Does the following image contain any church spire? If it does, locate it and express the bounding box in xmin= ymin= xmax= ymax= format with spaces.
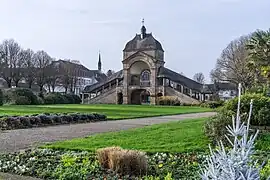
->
xmin=98 ymin=51 xmax=102 ymax=71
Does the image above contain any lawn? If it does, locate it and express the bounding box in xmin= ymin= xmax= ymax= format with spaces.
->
xmin=0 ymin=104 xmax=211 ymax=119
xmin=45 ymin=118 xmax=210 ymax=153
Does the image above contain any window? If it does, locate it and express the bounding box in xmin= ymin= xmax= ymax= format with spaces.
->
xmin=140 ymin=70 xmax=150 ymax=86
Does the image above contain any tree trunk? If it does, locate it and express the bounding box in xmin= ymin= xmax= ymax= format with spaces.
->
xmin=28 ymin=82 xmax=32 ymax=89
xmin=39 ymin=85 xmax=43 ymax=92
xmin=15 ymin=80 xmax=19 ymax=87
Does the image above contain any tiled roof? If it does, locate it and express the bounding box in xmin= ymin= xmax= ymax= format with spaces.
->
xmin=123 ymin=33 xmax=164 ymax=52
xmin=83 ymin=70 xmax=123 ymax=93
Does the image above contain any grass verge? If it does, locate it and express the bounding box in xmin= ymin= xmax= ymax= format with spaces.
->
xmin=0 ymin=104 xmax=211 ymax=119
xmin=45 ymin=118 xmax=210 ymax=153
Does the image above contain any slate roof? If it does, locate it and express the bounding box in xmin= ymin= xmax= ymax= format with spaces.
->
xmin=83 ymin=67 xmax=236 ymax=94
xmin=124 ymin=33 xmax=164 ymax=52
xmin=83 ymin=70 xmax=123 ymax=93
xmin=157 ymin=67 xmax=203 ymax=91
xmin=51 ymin=60 xmax=107 ymax=82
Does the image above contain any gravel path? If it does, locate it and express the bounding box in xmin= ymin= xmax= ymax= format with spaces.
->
xmin=0 ymin=112 xmax=215 ymax=153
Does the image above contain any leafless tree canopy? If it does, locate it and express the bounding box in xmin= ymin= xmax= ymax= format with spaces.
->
xmin=0 ymin=39 xmax=21 ymax=88
xmin=210 ymin=35 xmax=254 ymax=89
xmin=193 ymin=72 xmax=205 ymax=84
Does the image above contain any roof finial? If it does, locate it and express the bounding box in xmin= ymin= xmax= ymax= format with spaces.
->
xmin=141 ymin=18 xmax=146 ymax=39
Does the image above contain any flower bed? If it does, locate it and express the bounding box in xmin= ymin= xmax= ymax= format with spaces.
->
xmin=0 ymin=113 xmax=107 ymax=130
xmin=0 ymin=149 xmax=268 ymax=179
xmin=0 ymin=149 xmax=207 ymax=180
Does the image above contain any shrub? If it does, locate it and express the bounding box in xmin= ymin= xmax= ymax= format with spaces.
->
xmin=15 ymin=96 xmax=31 ymax=105
xmin=200 ymin=100 xmax=224 ymax=109
xmin=44 ymin=93 xmax=68 ymax=104
xmin=44 ymin=93 xmax=81 ymax=104
xmin=157 ymin=96 xmax=180 ymax=106
xmin=0 ymin=113 xmax=107 ymax=130
xmin=3 ymin=88 xmax=39 ymax=105
xmin=204 ymin=93 xmax=270 ymax=144
xmin=201 ymin=85 xmax=262 ymax=179
xmin=63 ymin=94 xmax=82 ymax=104
xmin=13 ymin=88 xmax=39 ymax=105
xmin=0 ymin=89 xmax=3 ymax=106
xmin=97 ymin=146 xmax=148 ymax=176
xmin=223 ymin=93 xmax=270 ymax=125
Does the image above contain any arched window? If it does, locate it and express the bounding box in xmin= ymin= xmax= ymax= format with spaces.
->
xmin=140 ymin=70 xmax=151 ymax=86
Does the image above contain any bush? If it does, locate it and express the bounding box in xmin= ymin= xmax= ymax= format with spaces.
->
xmin=3 ymin=88 xmax=39 ymax=105
xmin=223 ymin=93 xmax=270 ymax=126
xmin=0 ymin=89 xmax=3 ymax=106
xmin=13 ymin=88 xmax=39 ymax=105
xmin=204 ymin=93 xmax=270 ymax=144
xmin=15 ymin=96 xmax=31 ymax=105
xmin=200 ymin=100 xmax=224 ymax=109
xmin=44 ymin=93 xmax=81 ymax=104
xmin=0 ymin=113 xmax=107 ymax=130
xmin=157 ymin=96 xmax=180 ymax=106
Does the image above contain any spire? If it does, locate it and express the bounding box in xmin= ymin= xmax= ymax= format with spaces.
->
xmin=141 ymin=18 xmax=146 ymax=39
xmin=98 ymin=51 xmax=102 ymax=71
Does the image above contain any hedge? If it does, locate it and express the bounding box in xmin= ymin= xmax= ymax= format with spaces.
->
xmin=0 ymin=113 xmax=107 ymax=130
xmin=44 ymin=93 xmax=81 ymax=104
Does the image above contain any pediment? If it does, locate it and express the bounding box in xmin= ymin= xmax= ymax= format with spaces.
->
xmin=122 ymin=51 xmax=156 ymax=63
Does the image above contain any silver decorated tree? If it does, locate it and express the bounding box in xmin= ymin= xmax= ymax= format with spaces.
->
xmin=200 ymin=83 xmax=265 ymax=180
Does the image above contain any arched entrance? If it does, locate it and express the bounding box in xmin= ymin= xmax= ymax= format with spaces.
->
xmin=130 ymin=89 xmax=150 ymax=104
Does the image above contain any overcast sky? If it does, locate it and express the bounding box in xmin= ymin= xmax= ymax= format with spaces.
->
xmin=0 ymin=0 xmax=269 ymax=82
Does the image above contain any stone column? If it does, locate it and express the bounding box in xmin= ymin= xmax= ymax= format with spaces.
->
xmin=150 ymin=67 xmax=157 ymax=105
xmin=181 ymin=85 xmax=184 ymax=93
xmin=122 ymin=66 xmax=129 ymax=104
xmin=109 ymin=82 xmax=111 ymax=89
xmin=189 ymin=89 xmax=192 ymax=97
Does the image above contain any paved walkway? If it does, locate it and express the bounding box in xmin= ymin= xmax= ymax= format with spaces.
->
xmin=0 ymin=112 xmax=215 ymax=153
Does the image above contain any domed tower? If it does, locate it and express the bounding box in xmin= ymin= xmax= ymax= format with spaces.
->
xmin=121 ymin=19 xmax=165 ymax=105
xmin=123 ymin=19 xmax=164 ymax=62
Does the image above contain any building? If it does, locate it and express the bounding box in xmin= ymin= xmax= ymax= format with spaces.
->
xmin=46 ymin=57 xmax=107 ymax=96
xmin=73 ymin=23 xmax=237 ymax=104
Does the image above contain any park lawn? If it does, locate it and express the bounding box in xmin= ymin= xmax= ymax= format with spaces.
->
xmin=45 ymin=118 xmax=210 ymax=153
xmin=0 ymin=104 xmax=211 ymax=119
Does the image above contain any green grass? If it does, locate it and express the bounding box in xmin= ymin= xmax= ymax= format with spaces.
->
xmin=0 ymin=104 xmax=211 ymax=119
xmin=45 ymin=118 xmax=210 ymax=153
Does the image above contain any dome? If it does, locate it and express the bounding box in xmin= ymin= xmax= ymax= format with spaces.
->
xmin=123 ymin=25 xmax=164 ymax=52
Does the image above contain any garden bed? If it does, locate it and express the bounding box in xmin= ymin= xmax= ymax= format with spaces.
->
xmin=0 ymin=148 xmax=268 ymax=180
xmin=0 ymin=113 xmax=107 ymax=130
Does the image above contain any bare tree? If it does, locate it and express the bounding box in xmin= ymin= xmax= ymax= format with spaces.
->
xmin=44 ymin=59 xmax=61 ymax=93
xmin=23 ymin=49 xmax=37 ymax=88
xmin=193 ymin=72 xmax=205 ymax=84
xmin=34 ymin=50 xmax=52 ymax=92
xmin=210 ymin=35 xmax=254 ymax=90
xmin=0 ymin=39 xmax=21 ymax=88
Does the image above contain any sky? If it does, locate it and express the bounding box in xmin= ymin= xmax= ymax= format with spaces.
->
xmin=0 ymin=0 xmax=269 ymax=83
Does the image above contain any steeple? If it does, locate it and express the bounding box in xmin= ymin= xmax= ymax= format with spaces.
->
xmin=98 ymin=51 xmax=102 ymax=71
xmin=141 ymin=18 xmax=146 ymax=39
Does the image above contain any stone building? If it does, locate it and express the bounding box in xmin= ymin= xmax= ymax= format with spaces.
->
xmin=82 ymin=22 xmax=237 ymax=104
